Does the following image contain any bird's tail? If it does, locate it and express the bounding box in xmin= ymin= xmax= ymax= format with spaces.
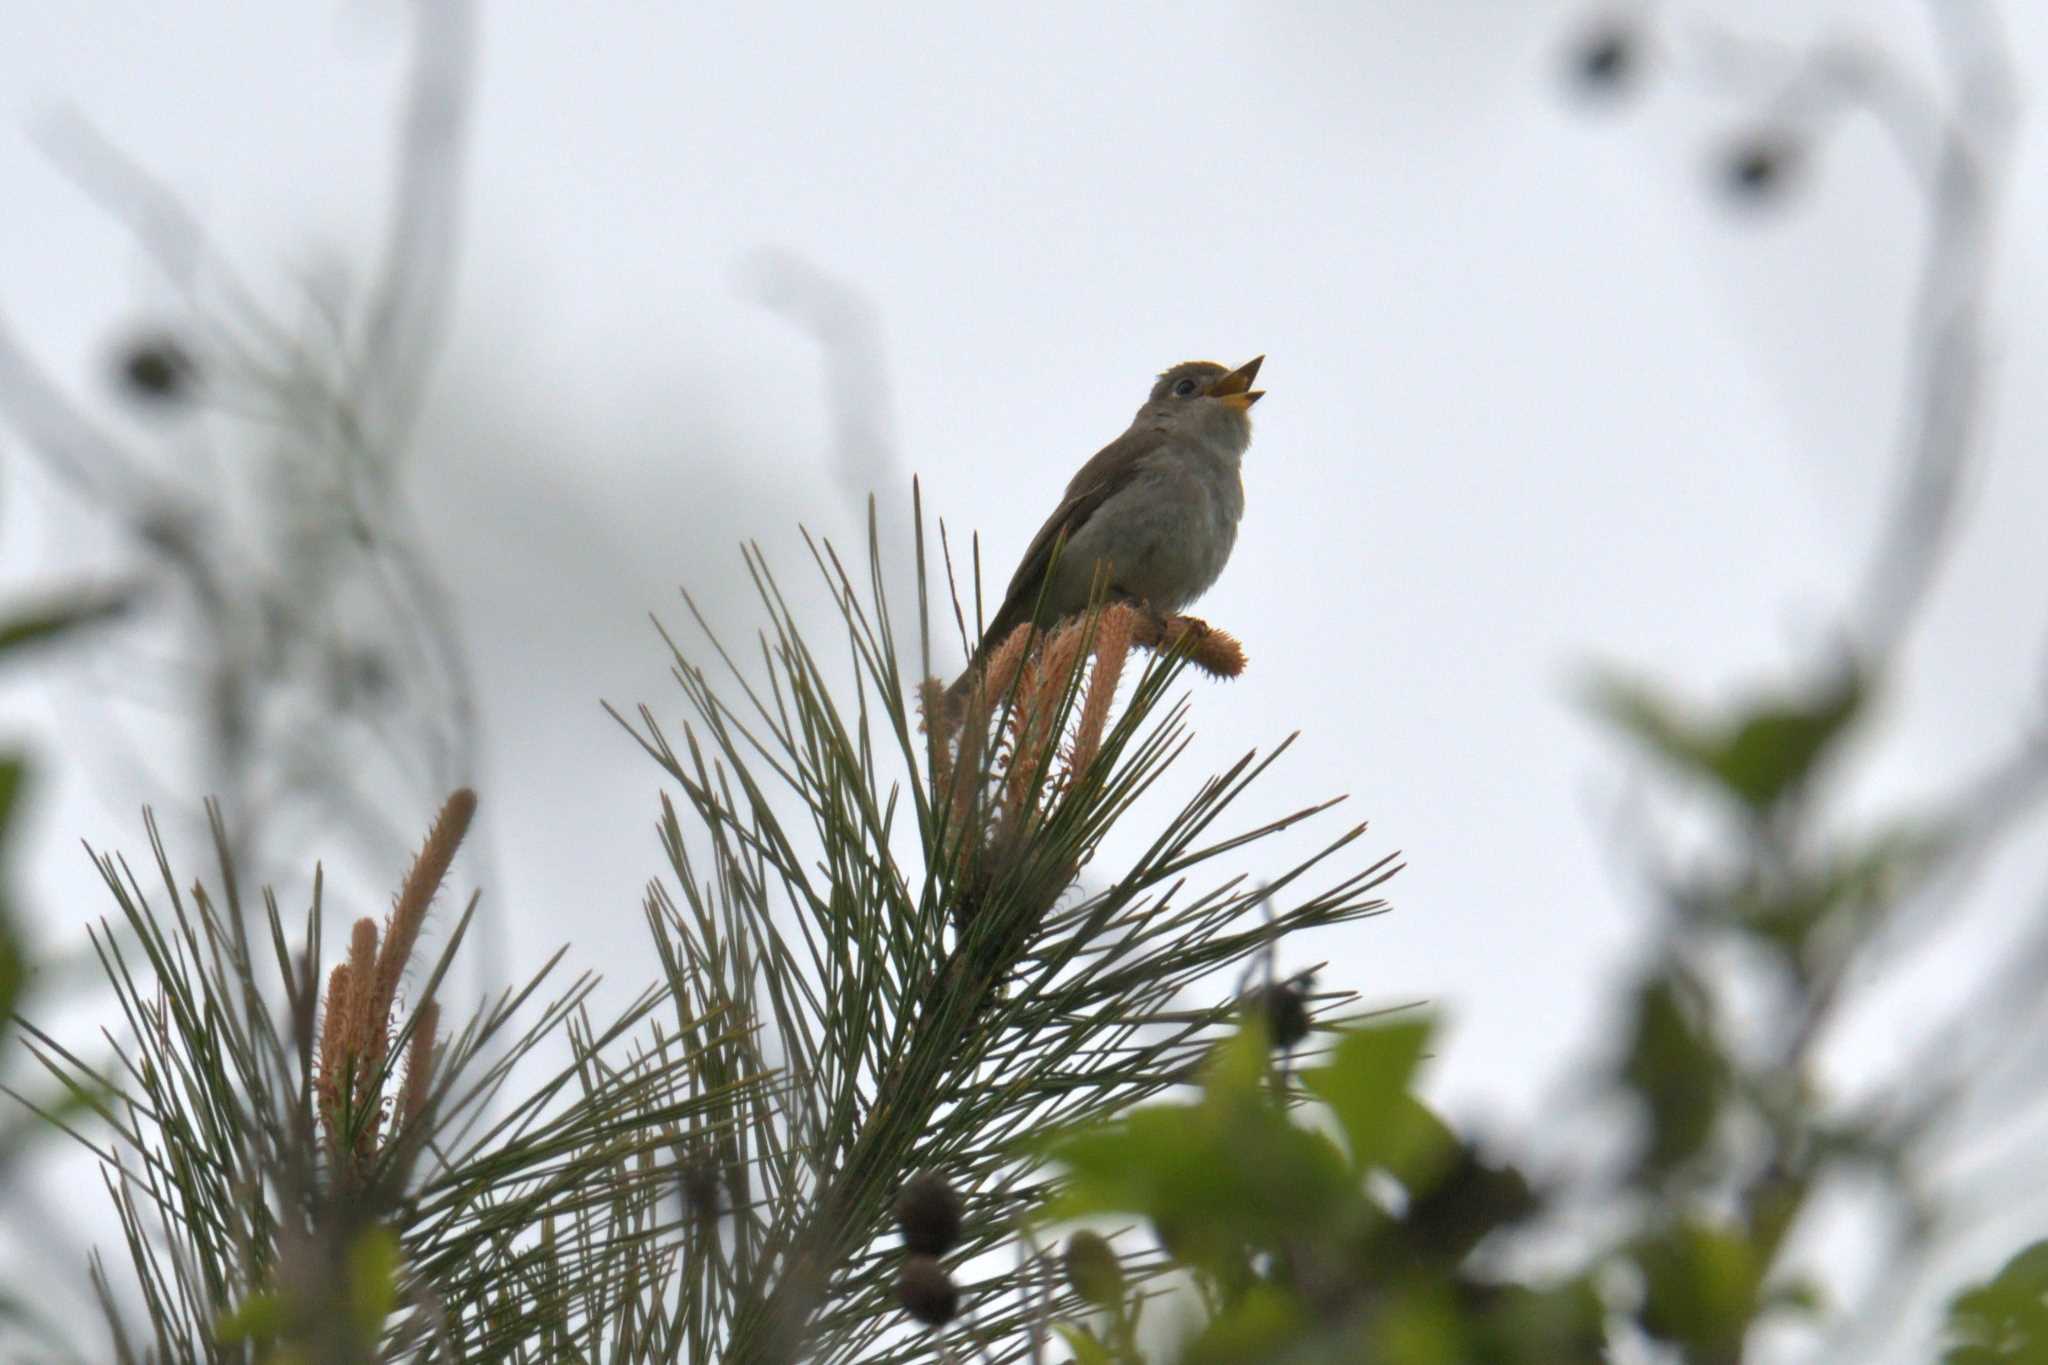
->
xmin=937 ymin=667 xmax=975 ymax=731
xmin=936 ymin=595 xmax=1029 ymax=731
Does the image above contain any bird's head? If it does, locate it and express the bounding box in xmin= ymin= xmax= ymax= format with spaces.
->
xmin=1138 ymin=356 xmax=1265 ymax=449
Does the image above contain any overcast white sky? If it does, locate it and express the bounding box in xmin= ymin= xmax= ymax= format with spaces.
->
xmin=2 ymin=2 xmax=2046 ymax=1359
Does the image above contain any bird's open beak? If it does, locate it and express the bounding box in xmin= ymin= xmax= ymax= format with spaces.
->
xmin=1210 ymin=355 xmax=1265 ymax=411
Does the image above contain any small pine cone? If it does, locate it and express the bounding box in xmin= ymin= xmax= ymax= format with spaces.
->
xmin=1256 ymin=976 xmax=1313 ymax=1050
xmin=894 ymin=1171 xmax=964 ymax=1256
xmin=679 ymin=1155 xmax=722 ymax=1221
xmin=1063 ymin=1230 xmax=1125 ymax=1308
xmin=896 ymin=1254 xmax=959 ymax=1326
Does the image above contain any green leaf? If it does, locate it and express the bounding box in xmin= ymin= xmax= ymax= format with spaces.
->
xmin=1203 ymin=1015 xmax=1278 ymax=1098
xmin=1037 ymin=1026 xmax=1365 ymax=1276
xmin=0 ymin=586 xmax=134 ymax=659
xmin=215 ymin=1291 xmax=286 ymax=1344
xmin=1584 ymin=665 xmax=1863 ymax=813
xmin=1946 ymin=1240 xmax=2048 ymax=1360
xmin=1619 ymin=976 xmax=1727 ymax=1177
xmin=1634 ymin=1219 xmax=1766 ymax=1356
xmin=1053 ymin=1322 xmax=1117 ymax=1365
xmin=1584 ymin=672 xmax=1719 ymax=773
xmin=348 ymin=1225 xmax=402 ymax=1334
xmin=1714 ymin=673 xmax=1862 ymax=810
xmin=1468 ymin=1278 xmax=1609 ymax=1362
xmin=1741 ymin=820 xmax=1952 ymax=956
xmin=1041 ymin=1104 xmax=1359 ymax=1276
xmin=1364 ymin=1282 xmax=1464 ymax=1365
xmin=1300 ymin=1017 xmax=1436 ymax=1177
xmin=1183 ymin=1282 xmax=1313 ymax=1365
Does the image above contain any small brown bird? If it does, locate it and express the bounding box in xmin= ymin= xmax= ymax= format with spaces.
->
xmin=948 ymin=355 xmax=1264 ymax=709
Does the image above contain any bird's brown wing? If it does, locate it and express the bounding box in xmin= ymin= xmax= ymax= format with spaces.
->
xmin=976 ymin=426 xmax=1164 ymax=660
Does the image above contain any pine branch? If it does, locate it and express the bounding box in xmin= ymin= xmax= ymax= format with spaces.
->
xmin=610 ymin=493 xmax=1400 ymax=1362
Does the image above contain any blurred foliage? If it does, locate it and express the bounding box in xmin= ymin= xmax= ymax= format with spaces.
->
xmin=0 ymin=759 xmax=21 ymax=1027
xmin=0 ymin=581 xmax=137 ymax=1347
xmin=0 ymin=589 xmax=132 ymax=1056
xmin=1584 ymin=664 xmax=1863 ymax=817
xmin=1947 ymin=1242 xmax=2048 ymax=1363
xmin=1033 ymin=1016 xmax=1587 ymax=1364
xmin=1014 ymin=638 xmax=2046 ymax=1363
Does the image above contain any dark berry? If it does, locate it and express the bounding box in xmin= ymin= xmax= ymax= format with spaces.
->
xmin=1722 ymin=132 xmax=1800 ymax=203
xmin=116 ymin=334 xmax=198 ymax=403
xmin=1573 ymin=22 xmax=1636 ymax=94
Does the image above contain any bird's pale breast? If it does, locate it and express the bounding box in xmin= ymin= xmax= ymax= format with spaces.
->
xmin=1049 ymin=439 xmax=1243 ymax=615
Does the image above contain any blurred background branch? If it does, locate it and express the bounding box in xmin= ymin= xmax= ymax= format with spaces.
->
xmin=0 ymin=1 xmax=485 ymax=899
xmin=0 ymin=1 xmax=492 ymax=1337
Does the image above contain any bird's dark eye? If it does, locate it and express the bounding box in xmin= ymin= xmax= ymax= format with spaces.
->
xmin=1171 ymin=378 xmax=1199 ymax=397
